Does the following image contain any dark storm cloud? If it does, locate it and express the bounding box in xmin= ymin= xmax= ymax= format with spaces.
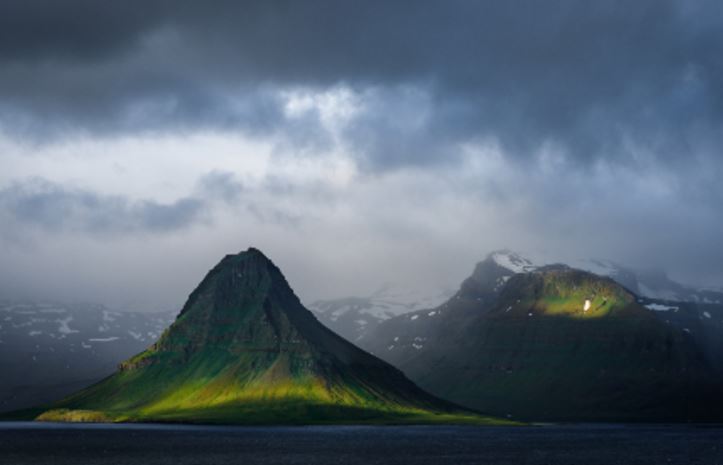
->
xmin=0 ymin=178 xmax=204 ymax=234
xmin=0 ymin=1 xmax=164 ymax=62
xmin=3 ymin=0 xmax=723 ymax=310
xmin=1 ymin=0 xmax=722 ymax=170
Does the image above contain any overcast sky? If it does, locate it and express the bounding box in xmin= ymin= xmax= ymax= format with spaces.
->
xmin=1 ymin=0 xmax=722 ymax=310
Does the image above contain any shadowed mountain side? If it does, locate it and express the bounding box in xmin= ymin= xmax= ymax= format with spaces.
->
xmin=28 ymin=249 xmax=505 ymax=425
xmin=361 ymin=261 xmax=723 ymax=422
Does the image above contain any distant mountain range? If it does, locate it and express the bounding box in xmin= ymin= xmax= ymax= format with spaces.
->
xmin=28 ymin=249 xmax=497 ymax=425
xmin=308 ymin=286 xmax=452 ymax=344
xmin=357 ymin=251 xmax=723 ymax=421
xmin=0 ymin=301 xmax=174 ymax=413
xmin=309 ymin=250 xmax=722 ymax=345
xmin=4 ymin=249 xmax=723 ymax=423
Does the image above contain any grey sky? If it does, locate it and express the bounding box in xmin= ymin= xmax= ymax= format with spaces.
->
xmin=0 ymin=0 xmax=721 ymax=310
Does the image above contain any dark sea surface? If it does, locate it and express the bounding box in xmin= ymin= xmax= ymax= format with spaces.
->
xmin=1 ymin=422 xmax=723 ymax=465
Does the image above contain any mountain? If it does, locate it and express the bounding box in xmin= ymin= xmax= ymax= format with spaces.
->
xmin=360 ymin=252 xmax=723 ymax=421
xmin=310 ymin=251 xmax=723 ymax=348
xmin=309 ymin=285 xmax=452 ymax=344
xmin=30 ymin=248 xmax=499 ymax=425
xmin=0 ymin=301 xmax=174 ymax=413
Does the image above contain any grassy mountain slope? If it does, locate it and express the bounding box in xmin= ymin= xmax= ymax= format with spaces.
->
xmin=32 ymin=249 xmax=503 ymax=425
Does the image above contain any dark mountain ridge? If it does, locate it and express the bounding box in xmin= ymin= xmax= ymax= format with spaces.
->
xmin=360 ymin=253 xmax=723 ymax=422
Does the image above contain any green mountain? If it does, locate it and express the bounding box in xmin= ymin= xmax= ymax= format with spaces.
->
xmin=361 ymin=257 xmax=723 ymax=422
xmin=33 ymin=248 xmax=500 ymax=425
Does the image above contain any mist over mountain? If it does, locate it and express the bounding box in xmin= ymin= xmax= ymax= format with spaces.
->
xmin=0 ymin=301 xmax=174 ymax=413
xmin=1 ymin=0 xmax=723 ymax=313
xmin=309 ymin=285 xmax=453 ymax=344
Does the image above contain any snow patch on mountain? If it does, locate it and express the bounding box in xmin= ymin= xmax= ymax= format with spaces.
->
xmin=309 ymin=284 xmax=453 ymax=342
xmin=645 ymin=303 xmax=679 ymax=312
xmin=39 ymin=308 xmax=66 ymax=314
xmin=57 ymin=316 xmax=79 ymax=336
xmin=491 ymin=251 xmax=536 ymax=273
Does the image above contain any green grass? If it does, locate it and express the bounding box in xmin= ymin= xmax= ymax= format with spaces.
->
xmin=36 ymin=409 xmax=112 ymax=423
xmin=35 ymin=401 xmax=512 ymax=426
xmin=536 ymin=271 xmax=631 ymax=317
xmin=33 ymin=347 xmax=512 ymax=426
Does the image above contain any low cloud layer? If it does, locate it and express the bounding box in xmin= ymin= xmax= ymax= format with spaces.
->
xmin=0 ymin=178 xmax=204 ymax=235
xmin=0 ymin=1 xmax=722 ymax=309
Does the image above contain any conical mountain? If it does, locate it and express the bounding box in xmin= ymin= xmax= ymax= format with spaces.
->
xmin=35 ymin=248 xmax=497 ymax=424
xmin=361 ymin=254 xmax=723 ymax=421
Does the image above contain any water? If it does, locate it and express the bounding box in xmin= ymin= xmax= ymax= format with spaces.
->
xmin=1 ymin=422 xmax=723 ymax=464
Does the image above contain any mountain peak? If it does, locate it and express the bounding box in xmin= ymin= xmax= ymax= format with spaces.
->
xmin=34 ymin=250 xmax=488 ymax=425
xmin=220 ymin=247 xmax=275 ymax=268
xmin=239 ymin=246 xmax=269 ymax=259
xmin=177 ymin=247 xmax=297 ymax=321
